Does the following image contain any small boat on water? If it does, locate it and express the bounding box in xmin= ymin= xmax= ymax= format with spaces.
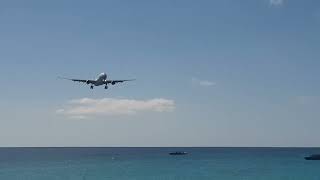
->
xmin=305 ymin=154 xmax=320 ymax=160
xmin=169 ymin=152 xmax=188 ymax=156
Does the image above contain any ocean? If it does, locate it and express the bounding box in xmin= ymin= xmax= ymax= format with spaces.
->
xmin=0 ymin=147 xmax=319 ymax=180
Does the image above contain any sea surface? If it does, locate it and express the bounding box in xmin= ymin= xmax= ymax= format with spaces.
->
xmin=0 ymin=147 xmax=319 ymax=180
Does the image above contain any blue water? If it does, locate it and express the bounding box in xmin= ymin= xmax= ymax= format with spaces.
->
xmin=0 ymin=148 xmax=319 ymax=180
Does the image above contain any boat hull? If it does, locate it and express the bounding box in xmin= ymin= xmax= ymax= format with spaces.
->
xmin=305 ymin=154 xmax=320 ymax=160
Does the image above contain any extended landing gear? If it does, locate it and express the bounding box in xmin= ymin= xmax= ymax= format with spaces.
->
xmin=105 ymin=85 xmax=108 ymax=89
xmin=90 ymin=85 xmax=94 ymax=89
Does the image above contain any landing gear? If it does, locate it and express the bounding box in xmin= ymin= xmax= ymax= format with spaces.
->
xmin=105 ymin=85 xmax=108 ymax=89
xmin=90 ymin=85 xmax=94 ymax=89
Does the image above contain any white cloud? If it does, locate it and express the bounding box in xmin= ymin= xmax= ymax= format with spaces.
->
xmin=269 ymin=0 xmax=284 ymax=6
xmin=57 ymin=98 xmax=175 ymax=119
xmin=192 ymin=78 xmax=216 ymax=87
xmin=199 ymin=80 xmax=216 ymax=87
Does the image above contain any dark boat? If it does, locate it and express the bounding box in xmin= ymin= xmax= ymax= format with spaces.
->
xmin=169 ymin=152 xmax=188 ymax=156
xmin=305 ymin=154 xmax=320 ymax=160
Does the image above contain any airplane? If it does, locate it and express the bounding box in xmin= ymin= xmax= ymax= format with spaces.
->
xmin=59 ymin=73 xmax=135 ymax=89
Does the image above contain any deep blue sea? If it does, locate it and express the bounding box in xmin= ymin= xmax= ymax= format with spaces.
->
xmin=0 ymin=148 xmax=319 ymax=180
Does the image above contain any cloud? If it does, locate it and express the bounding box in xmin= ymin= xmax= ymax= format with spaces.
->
xmin=192 ymin=78 xmax=216 ymax=87
xmin=199 ymin=80 xmax=216 ymax=87
xmin=57 ymin=98 xmax=175 ymax=119
xmin=269 ymin=0 xmax=284 ymax=6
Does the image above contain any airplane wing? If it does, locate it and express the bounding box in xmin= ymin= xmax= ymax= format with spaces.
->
xmin=58 ymin=77 xmax=95 ymax=84
xmin=105 ymin=79 xmax=135 ymax=84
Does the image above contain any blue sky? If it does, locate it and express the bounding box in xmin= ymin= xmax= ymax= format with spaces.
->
xmin=0 ymin=0 xmax=320 ymax=147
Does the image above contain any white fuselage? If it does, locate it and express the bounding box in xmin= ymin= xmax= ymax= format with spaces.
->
xmin=94 ymin=73 xmax=107 ymax=86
